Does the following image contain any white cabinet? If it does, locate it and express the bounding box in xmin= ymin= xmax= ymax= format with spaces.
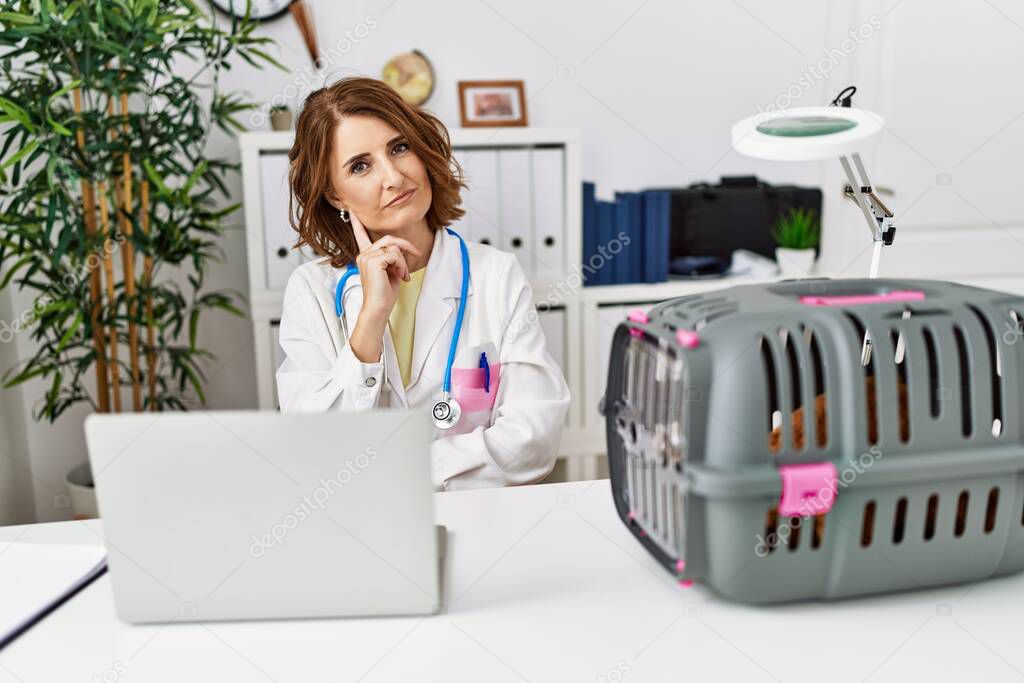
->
xmin=537 ymin=305 xmax=568 ymax=426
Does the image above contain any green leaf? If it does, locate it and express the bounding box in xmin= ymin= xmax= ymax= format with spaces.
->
xmin=245 ymin=47 xmax=287 ymax=71
xmin=1 ymin=139 xmax=40 ymax=170
xmin=46 ymin=79 xmax=82 ymax=109
xmin=47 ymin=117 xmax=72 ymax=136
xmin=3 ymin=364 xmax=49 ymax=389
xmin=47 ymin=370 xmax=63 ymax=412
xmin=0 ymin=254 xmax=34 ymax=289
xmin=182 ymin=159 xmax=207 ymax=195
xmin=0 ymin=97 xmax=35 ymax=133
xmin=188 ymin=308 xmax=199 ymax=350
xmin=33 ymin=299 xmax=75 ymax=318
xmin=142 ymin=158 xmax=171 ymax=197
xmin=55 ymin=312 xmax=83 ymax=353
xmin=0 ymin=11 xmax=36 ymax=25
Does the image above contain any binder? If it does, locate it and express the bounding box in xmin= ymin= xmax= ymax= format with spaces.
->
xmin=613 ymin=197 xmax=631 ymax=285
xmin=497 ymin=148 xmax=533 ymax=276
xmin=531 ymin=147 xmax=565 ymax=282
xmin=259 ymin=152 xmax=296 ymax=289
xmin=596 ymin=200 xmax=615 ymax=285
xmin=462 ymin=149 xmax=501 ymax=248
xmin=582 ymin=182 xmax=597 ymax=286
xmin=642 ymin=191 xmax=671 ymax=283
xmin=615 ymin=191 xmax=644 ymax=285
xmin=628 ymin=193 xmax=645 ymax=284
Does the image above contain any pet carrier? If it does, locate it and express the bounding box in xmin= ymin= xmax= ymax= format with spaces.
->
xmin=603 ymin=278 xmax=1024 ymax=603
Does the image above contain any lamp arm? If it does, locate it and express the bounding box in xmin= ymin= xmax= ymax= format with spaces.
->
xmin=839 ymin=153 xmax=896 ymax=278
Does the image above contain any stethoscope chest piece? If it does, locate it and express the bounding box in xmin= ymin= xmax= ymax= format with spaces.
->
xmin=432 ymin=396 xmax=462 ymax=430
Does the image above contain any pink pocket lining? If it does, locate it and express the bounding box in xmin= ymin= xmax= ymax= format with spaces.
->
xmin=452 ymin=364 xmax=502 ymax=412
xmin=452 ymin=363 xmax=502 ymax=390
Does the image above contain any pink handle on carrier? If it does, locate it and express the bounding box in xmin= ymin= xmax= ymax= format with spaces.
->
xmin=799 ymin=290 xmax=925 ymax=306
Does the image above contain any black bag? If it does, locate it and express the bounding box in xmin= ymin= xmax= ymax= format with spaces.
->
xmin=653 ymin=176 xmax=823 ymax=265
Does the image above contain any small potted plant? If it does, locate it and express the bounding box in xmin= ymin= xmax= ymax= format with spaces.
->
xmin=270 ymin=104 xmax=293 ymax=131
xmin=773 ymin=207 xmax=820 ymax=278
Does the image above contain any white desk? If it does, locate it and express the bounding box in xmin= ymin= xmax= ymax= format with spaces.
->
xmin=1 ymin=481 xmax=1022 ymax=682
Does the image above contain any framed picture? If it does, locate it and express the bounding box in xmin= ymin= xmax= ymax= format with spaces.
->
xmin=457 ymin=80 xmax=528 ymax=128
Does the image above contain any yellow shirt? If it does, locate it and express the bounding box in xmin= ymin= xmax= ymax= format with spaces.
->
xmin=388 ymin=267 xmax=427 ymax=388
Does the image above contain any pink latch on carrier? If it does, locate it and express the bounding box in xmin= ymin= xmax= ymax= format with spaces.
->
xmin=777 ymin=462 xmax=839 ymax=516
xmin=675 ymin=329 xmax=700 ymax=348
xmin=627 ymin=308 xmax=648 ymax=338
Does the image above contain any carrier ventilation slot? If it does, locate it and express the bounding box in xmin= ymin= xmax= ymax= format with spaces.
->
xmin=892 ymin=497 xmax=908 ymax=544
xmin=760 ymin=336 xmax=782 ymax=453
xmin=695 ymin=307 xmax=737 ymax=330
xmin=860 ymin=501 xmax=876 ymax=547
xmin=985 ymin=487 xmax=999 ymax=534
xmin=808 ymin=330 xmax=828 ymax=448
xmin=788 ymin=517 xmax=801 ymax=552
xmin=758 ymin=511 xmax=825 ymax=556
xmin=890 ymin=329 xmax=910 ymax=443
xmin=780 ymin=328 xmax=804 ymax=449
xmin=811 ymin=515 xmax=825 ymax=549
xmin=687 ymin=296 xmax=725 ymax=309
xmin=922 ymin=328 xmax=941 ymax=418
xmin=924 ymin=494 xmax=938 ymax=540
xmin=966 ymin=305 xmax=1003 ymax=437
xmin=764 ymin=506 xmax=779 ymax=554
xmin=695 ymin=301 xmax=737 ymax=316
xmin=884 ymin=307 xmax=949 ymax=319
xmin=859 ymin=495 xmax=980 ymax=548
xmin=845 ymin=313 xmax=878 ymax=445
xmin=955 ymin=491 xmax=969 ymax=537
xmin=953 ymin=326 xmax=972 ymax=437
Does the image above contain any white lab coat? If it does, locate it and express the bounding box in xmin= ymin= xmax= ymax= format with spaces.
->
xmin=276 ymin=228 xmax=571 ymax=490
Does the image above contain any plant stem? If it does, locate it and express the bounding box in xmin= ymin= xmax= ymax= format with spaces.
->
xmin=140 ymin=179 xmax=157 ymax=411
xmin=72 ymin=87 xmax=111 ymax=414
xmin=118 ymin=83 xmax=143 ymax=412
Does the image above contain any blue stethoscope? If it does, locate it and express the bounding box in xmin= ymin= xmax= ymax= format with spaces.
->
xmin=334 ymin=227 xmax=470 ymax=430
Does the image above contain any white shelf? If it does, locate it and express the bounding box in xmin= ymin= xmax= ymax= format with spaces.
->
xmin=580 ymin=273 xmax=787 ymax=306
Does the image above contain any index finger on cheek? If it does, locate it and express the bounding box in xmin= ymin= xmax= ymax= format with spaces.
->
xmin=349 ymin=212 xmax=373 ymax=252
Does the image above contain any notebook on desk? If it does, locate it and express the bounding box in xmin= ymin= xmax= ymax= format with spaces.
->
xmin=0 ymin=542 xmax=107 ymax=650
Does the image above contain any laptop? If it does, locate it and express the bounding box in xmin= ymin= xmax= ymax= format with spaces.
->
xmin=84 ymin=409 xmax=443 ymax=624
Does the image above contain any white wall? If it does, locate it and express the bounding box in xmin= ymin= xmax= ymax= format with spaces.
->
xmin=2 ymin=0 xmax=1021 ymax=523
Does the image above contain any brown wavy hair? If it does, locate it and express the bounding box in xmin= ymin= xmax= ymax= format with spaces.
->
xmin=287 ymin=77 xmax=465 ymax=268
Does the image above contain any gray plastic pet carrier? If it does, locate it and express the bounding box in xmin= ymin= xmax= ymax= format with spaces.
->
xmin=604 ymin=278 xmax=1024 ymax=603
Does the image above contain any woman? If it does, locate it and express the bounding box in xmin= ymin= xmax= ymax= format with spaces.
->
xmin=276 ymin=77 xmax=570 ymax=491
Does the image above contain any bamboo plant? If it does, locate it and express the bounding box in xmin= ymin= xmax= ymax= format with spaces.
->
xmin=0 ymin=0 xmax=283 ymax=420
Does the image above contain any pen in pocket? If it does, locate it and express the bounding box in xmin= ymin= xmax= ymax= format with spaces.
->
xmin=479 ymin=352 xmax=490 ymax=393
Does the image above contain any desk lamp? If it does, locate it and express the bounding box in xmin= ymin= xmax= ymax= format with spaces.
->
xmin=731 ymin=86 xmax=895 ymax=279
